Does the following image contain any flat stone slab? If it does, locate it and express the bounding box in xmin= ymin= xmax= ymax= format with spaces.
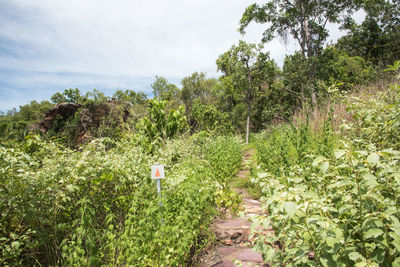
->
xmin=216 ymin=218 xmax=252 ymax=230
xmin=218 ymin=247 xmax=240 ymax=255
xmin=236 ymin=249 xmax=263 ymax=263
xmin=212 ymin=260 xmax=236 ymax=267
xmin=242 ymin=198 xmax=261 ymax=206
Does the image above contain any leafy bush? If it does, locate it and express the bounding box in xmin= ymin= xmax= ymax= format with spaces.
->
xmin=0 ymin=131 xmax=243 ymax=266
xmin=254 ymin=120 xmax=335 ymax=176
xmin=344 ymin=84 xmax=400 ymax=150
xmin=252 ymin=146 xmax=400 ymax=266
xmin=251 ymin=82 xmax=400 ymax=265
xmin=202 ymin=135 xmax=242 ymax=183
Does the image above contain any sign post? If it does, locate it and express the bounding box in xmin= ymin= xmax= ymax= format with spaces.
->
xmin=151 ymin=163 xmax=165 ymax=204
xmin=151 ymin=163 xmax=165 ymax=223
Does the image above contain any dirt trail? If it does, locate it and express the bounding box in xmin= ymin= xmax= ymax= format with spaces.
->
xmin=200 ymin=149 xmax=268 ymax=267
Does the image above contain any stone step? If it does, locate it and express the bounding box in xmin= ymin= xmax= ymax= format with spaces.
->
xmin=208 ymin=247 xmax=267 ymax=267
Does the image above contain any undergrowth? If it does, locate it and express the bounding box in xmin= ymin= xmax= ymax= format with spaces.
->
xmin=0 ymin=133 xmax=242 ymax=266
xmin=250 ymin=76 xmax=400 ymax=265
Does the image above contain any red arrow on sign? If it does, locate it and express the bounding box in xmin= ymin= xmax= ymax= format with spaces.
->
xmin=155 ymin=168 xmax=161 ymax=178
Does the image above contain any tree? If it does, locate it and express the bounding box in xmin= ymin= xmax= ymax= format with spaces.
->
xmin=151 ymin=76 xmax=179 ymax=101
xmin=50 ymin=92 xmax=67 ymax=104
xmin=85 ymin=89 xmax=108 ymax=103
xmin=239 ymin=0 xmax=356 ymax=106
xmin=216 ymin=40 xmax=278 ymax=144
xmin=63 ymin=88 xmax=83 ymax=103
xmin=337 ymin=0 xmax=400 ymax=66
xmin=191 ymin=102 xmax=233 ymax=134
xmin=113 ymin=90 xmax=147 ymax=105
xmin=180 ymin=72 xmax=217 ymax=113
xmin=179 ymin=72 xmax=218 ymax=131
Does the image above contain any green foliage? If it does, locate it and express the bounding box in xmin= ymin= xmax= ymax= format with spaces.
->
xmin=282 ymin=52 xmax=313 ymax=107
xmin=51 ymin=88 xmax=83 ymax=104
xmin=0 ymin=130 xmax=243 ymax=266
xmin=151 ymin=76 xmax=179 ymax=101
xmin=385 ymin=60 xmax=400 ymax=80
xmin=317 ymin=46 xmax=374 ymax=91
xmin=0 ymin=100 xmax=53 ymax=141
xmin=1 ymin=88 xmax=149 ymax=147
xmin=216 ymin=40 xmax=278 ymax=143
xmin=254 ymin=120 xmax=336 ymax=176
xmin=203 ymin=135 xmax=242 ymax=183
xmin=251 ymin=82 xmax=400 ymax=265
xmin=191 ymin=102 xmax=233 ymax=134
xmin=239 ymin=0 xmax=356 ymax=56
xmin=113 ymin=89 xmax=147 ymax=105
xmin=282 ymin=48 xmax=373 ymax=111
xmin=337 ymin=0 xmax=400 ymax=66
xmin=136 ymin=100 xmax=187 ymax=153
xmin=252 ymin=146 xmax=400 ymax=266
xmin=344 ymin=81 xmax=400 ymax=150
xmin=180 ymin=72 xmax=217 ymax=116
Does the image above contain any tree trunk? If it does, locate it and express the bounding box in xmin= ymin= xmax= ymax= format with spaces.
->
xmin=246 ymin=113 xmax=250 ymax=144
xmin=245 ymin=69 xmax=253 ymax=145
xmin=310 ymin=58 xmax=318 ymax=108
xmin=310 ymin=84 xmax=317 ymax=108
xmin=297 ymin=0 xmax=318 ymax=108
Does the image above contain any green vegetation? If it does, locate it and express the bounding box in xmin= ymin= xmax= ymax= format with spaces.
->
xmin=0 ymin=133 xmax=242 ymax=265
xmin=1 ymin=1 xmax=399 ymax=265
xmin=250 ymin=73 xmax=400 ymax=265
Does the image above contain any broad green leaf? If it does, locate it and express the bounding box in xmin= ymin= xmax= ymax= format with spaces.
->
xmin=284 ymin=202 xmax=297 ymax=218
xmin=303 ymin=231 xmax=311 ymax=242
xmin=363 ymin=173 xmax=378 ymax=187
xmin=325 ymin=236 xmax=340 ymax=247
xmin=265 ymin=246 xmax=275 ymax=261
xmin=389 ymin=232 xmax=400 ymax=251
xmin=334 ymin=150 xmax=346 ymax=159
xmin=320 ymin=162 xmax=329 ymax=173
xmin=313 ymin=156 xmax=325 ymax=167
xmin=337 ymin=163 xmax=350 ymax=168
xmin=356 ymin=150 xmax=368 ymax=156
xmin=354 ymin=262 xmax=370 ymax=267
xmin=363 ymin=173 xmax=377 ymax=181
xmin=367 ymin=153 xmax=380 ymax=165
xmin=364 ymin=228 xmax=383 ymax=239
xmin=320 ymin=254 xmax=336 ymax=267
xmin=11 ymin=241 xmax=20 ymax=249
xmin=257 ymin=172 xmax=267 ymax=178
xmin=348 ymin=251 xmax=365 ymax=262
xmin=333 ymin=228 xmax=344 ymax=239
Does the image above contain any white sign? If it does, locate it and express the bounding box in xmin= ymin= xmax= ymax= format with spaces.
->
xmin=151 ymin=164 xmax=165 ymax=179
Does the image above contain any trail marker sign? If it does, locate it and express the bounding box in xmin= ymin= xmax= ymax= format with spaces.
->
xmin=151 ymin=164 xmax=165 ymax=179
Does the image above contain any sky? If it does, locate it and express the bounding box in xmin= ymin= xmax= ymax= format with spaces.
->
xmin=0 ymin=0 xmax=359 ymax=112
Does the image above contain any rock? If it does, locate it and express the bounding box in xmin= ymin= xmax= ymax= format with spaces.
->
xmin=39 ymin=103 xmax=82 ymax=132
xmin=212 ymin=261 xmax=236 ymax=267
xmin=236 ymin=249 xmax=263 ymax=263
xmin=218 ymin=247 xmax=240 ymax=255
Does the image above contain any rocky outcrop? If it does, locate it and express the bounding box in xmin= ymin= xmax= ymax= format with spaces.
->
xmin=74 ymin=104 xmax=109 ymax=146
xmin=36 ymin=101 xmax=129 ymax=146
xmin=39 ymin=103 xmax=82 ymax=132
